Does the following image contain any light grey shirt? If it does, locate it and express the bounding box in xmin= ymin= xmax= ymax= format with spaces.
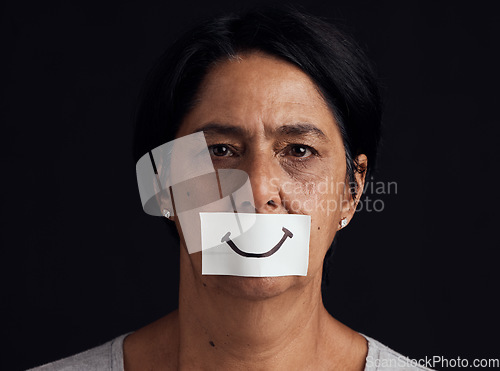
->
xmin=29 ymin=333 xmax=434 ymax=370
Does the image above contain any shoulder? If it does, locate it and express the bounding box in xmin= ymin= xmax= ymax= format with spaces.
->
xmin=361 ymin=334 xmax=435 ymax=371
xmin=28 ymin=333 xmax=130 ymax=371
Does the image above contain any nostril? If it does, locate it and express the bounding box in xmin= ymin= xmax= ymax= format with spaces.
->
xmin=267 ymin=199 xmax=277 ymax=206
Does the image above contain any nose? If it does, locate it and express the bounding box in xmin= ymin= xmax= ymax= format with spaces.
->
xmin=241 ymin=155 xmax=283 ymax=213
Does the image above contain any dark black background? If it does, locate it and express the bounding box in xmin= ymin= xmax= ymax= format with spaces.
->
xmin=1 ymin=1 xmax=499 ymax=370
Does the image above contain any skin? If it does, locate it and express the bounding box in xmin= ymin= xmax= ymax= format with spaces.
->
xmin=124 ymin=52 xmax=369 ymax=370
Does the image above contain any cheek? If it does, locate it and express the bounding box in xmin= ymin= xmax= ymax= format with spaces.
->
xmin=280 ymin=168 xmax=345 ymax=267
xmin=281 ymin=161 xmax=345 ymax=222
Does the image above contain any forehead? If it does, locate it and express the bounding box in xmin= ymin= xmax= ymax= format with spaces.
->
xmin=178 ymin=52 xmax=339 ymax=139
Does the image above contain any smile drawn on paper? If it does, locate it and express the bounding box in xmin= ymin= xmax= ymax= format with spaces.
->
xmin=221 ymin=227 xmax=293 ymax=258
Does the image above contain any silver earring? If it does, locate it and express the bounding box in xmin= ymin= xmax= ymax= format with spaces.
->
xmin=340 ymin=217 xmax=347 ymax=229
xmin=162 ymin=209 xmax=171 ymax=219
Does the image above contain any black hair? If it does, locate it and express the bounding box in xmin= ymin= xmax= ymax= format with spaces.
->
xmin=132 ymin=6 xmax=382 ymax=285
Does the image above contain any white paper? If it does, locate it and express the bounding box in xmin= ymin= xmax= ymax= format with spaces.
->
xmin=200 ymin=213 xmax=311 ymax=277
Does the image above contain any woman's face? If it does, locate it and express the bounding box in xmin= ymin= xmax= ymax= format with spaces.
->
xmin=175 ymin=52 xmax=361 ymax=298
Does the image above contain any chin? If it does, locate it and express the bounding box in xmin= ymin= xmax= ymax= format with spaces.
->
xmin=208 ymin=275 xmax=301 ymax=301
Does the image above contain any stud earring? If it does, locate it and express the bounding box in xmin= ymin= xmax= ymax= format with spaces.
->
xmin=162 ymin=209 xmax=171 ymax=219
xmin=340 ymin=217 xmax=347 ymax=229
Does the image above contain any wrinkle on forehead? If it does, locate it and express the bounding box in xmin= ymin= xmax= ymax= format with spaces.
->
xmin=179 ymin=52 xmax=339 ymax=143
xmin=202 ymin=52 xmax=329 ymax=109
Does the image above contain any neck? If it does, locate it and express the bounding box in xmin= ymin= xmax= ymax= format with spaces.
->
xmin=176 ymin=247 xmax=358 ymax=370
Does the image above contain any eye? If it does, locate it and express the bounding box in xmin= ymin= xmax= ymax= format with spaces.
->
xmin=209 ymin=144 xmax=234 ymax=157
xmin=287 ymin=144 xmax=314 ymax=158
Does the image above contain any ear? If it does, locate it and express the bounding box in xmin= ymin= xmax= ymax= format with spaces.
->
xmin=152 ymin=164 xmax=175 ymax=220
xmin=338 ymin=154 xmax=368 ymax=229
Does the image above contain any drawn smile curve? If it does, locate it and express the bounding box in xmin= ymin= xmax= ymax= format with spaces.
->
xmin=221 ymin=227 xmax=293 ymax=258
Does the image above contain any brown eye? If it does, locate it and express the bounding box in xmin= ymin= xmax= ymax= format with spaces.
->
xmin=209 ymin=144 xmax=233 ymax=157
xmin=289 ymin=145 xmax=313 ymax=158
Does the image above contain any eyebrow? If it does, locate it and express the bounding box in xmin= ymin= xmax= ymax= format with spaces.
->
xmin=193 ymin=123 xmax=246 ymax=137
xmin=193 ymin=122 xmax=327 ymax=140
xmin=274 ymin=123 xmax=327 ymax=139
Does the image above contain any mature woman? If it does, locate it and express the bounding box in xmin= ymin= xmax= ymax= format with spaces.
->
xmin=33 ymin=7 xmax=431 ymax=371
